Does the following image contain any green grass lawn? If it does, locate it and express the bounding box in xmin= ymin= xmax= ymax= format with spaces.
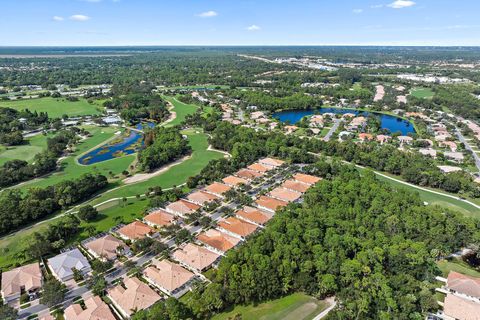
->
xmin=0 ymin=133 xmax=53 ymax=165
xmin=0 ymin=97 xmax=103 ymax=118
xmin=13 ymin=126 xmax=135 ymax=191
xmin=410 ymin=87 xmax=434 ymax=99
xmin=162 ymin=96 xmax=199 ymax=127
xmin=211 ymin=293 xmax=328 ymax=320
xmin=437 ymin=259 xmax=480 ymax=277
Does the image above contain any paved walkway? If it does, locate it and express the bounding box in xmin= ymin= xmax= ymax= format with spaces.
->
xmin=323 ymin=119 xmax=343 ymax=141
xmin=312 ymin=297 xmax=336 ymax=320
xmin=456 ymin=128 xmax=480 ymax=172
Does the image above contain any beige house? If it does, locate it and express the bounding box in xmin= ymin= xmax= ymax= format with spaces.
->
xmin=197 ymin=229 xmax=241 ymax=254
xmin=203 ymin=182 xmax=232 ymax=198
xmin=235 ymin=206 xmax=273 ymax=226
xmin=172 ymin=243 xmax=220 ymax=272
xmin=293 ymin=173 xmax=321 ymax=186
xmin=64 ymin=296 xmax=115 ymax=320
xmin=186 ymin=191 xmax=219 ymax=206
xmin=255 ymin=196 xmax=288 ymax=213
xmin=268 ymin=187 xmax=302 ymax=203
xmin=165 ymin=199 xmax=201 ymax=217
xmin=1 ymin=262 xmax=42 ymax=302
xmin=217 ymin=217 xmax=258 ymax=240
xmin=144 ymin=209 xmax=176 ymax=228
xmin=117 ymin=221 xmax=154 ymax=242
xmin=108 ymin=277 xmax=161 ymax=318
xmin=84 ymin=234 xmax=130 ymax=261
xmin=143 ymin=259 xmax=195 ymax=298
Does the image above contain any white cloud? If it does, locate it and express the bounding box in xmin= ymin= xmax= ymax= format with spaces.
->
xmin=196 ymin=11 xmax=218 ymax=18
xmin=247 ymin=25 xmax=261 ymax=31
xmin=353 ymin=9 xmax=363 ymax=14
xmin=371 ymin=4 xmax=384 ymax=8
xmin=52 ymin=16 xmax=64 ymax=21
xmin=70 ymin=14 xmax=91 ymax=21
xmin=387 ymin=0 xmax=416 ymax=9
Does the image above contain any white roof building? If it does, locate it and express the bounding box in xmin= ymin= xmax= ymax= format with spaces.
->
xmin=47 ymin=248 xmax=92 ymax=282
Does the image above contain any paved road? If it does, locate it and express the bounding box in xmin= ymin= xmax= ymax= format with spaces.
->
xmin=323 ymin=119 xmax=343 ymax=141
xmin=456 ymin=128 xmax=480 ymax=173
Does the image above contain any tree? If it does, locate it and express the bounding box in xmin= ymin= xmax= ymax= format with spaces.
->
xmin=0 ymin=304 xmax=17 ymax=320
xmin=78 ymin=205 xmax=98 ymax=221
xmin=88 ymin=275 xmax=107 ymax=296
xmin=40 ymin=277 xmax=66 ymax=307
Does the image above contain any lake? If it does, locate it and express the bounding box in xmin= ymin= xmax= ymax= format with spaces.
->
xmin=273 ymin=107 xmax=415 ymax=135
xmin=78 ymin=123 xmax=154 ymax=165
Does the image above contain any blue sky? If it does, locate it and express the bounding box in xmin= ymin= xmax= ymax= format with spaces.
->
xmin=1 ymin=0 xmax=479 ymax=46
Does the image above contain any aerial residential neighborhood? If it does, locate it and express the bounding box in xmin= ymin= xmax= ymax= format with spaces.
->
xmin=2 ymin=1 xmax=480 ymax=319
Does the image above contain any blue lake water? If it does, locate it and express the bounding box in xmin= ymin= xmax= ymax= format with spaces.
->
xmin=78 ymin=122 xmax=155 ymax=165
xmin=273 ymin=107 xmax=415 ymax=136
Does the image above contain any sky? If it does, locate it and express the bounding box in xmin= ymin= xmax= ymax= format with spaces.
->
xmin=1 ymin=0 xmax=480 ymax=46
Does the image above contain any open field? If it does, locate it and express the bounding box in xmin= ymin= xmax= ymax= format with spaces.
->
xmin=13 ymin=126 xmax=135 ymax=191
xmin=410 ymin=87 xmax=434 ymax=99
xmin=162 ymin=96 xmax=199 ymax=127
xmin=0 ymin=97 xmax=103 ymax=118
xmin=437 ymin=259 xmax=480 ymax=278
xmin=211 ymin=293 xmax=328 ymax=320
xmin=0 ymin=133 xmax=53 ymax=165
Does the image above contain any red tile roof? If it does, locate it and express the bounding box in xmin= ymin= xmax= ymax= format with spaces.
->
xmin=282 ymin=180 xmax=310 ymax=193
xmin=235 ymin=169 xmax=263 ymax=180
xmin=117 ymin=221 xmax=154 ymax=240
xmin=268 ymin=187 xmax=302 ymax=202
xmin=218 ymin=217 xmax=258 ymax=238
xmin=255 ymin=196 xmax=288 ymax=212
xmin=172 ymin=243 xmax=220 ymax=271
xmin=222 ymin=175 xmax=249 ymax=187
xmin=187 ymin=191 xmax=218 ymax=205
xmin=259 ymin=157 xmax=285 ymax=168
xmin=166 ymin=199 xmax=201 ymax=216
xmin=447 ymin=271 xmax=480 ymax=298
xmin=443 ymin=293 xmax=480 ymax=320
xmin=197 ymin=229 xmax=241 ymax=252
xmin=144 ymin=209 xmax=175 ymax=227
xmin=247 ymin=163 xmax=273 ymax=173
xmin=293 ymin=173 xmax=321 ymax=185
xmin=235 ymin=206 xmax=273 ymax=225
xmin=144 ymin=259 xmax=194 ymax=293
xmin=203 ymin=182 xmax=231 ymax=196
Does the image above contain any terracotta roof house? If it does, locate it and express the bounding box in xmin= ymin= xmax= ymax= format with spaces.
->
xmin=358 ymin=133 xmax=374 ymax=141
xmin=259 ymin=157 xmax=285 ymax=168
xmin=85 ymin=234 xmax=130 ymax=261
xmin=143 ymin=259 xmax=195 ymax=298
xmin=1 ymin=262 xmax=42 ymax=302
xmin=165 ymin=199 xmax=201 ymax=217
xmin=444 ymin=151 xmax=465 ymax=163
xmin=293 ymin=173 xmax=321 ymax=186
xmin=255 ymin=196 xmax=288 ymax=213
xmin=440 ymin=141 xmax=458 ymax=152
xmin=48 ymin=249 xmax=92 ymax=282
xmin=187 ymin=191 xmax=219 ymax=206
xmin=38 ymin=314 xmax=55 ymax=320
xmin=108 ymin=277 xmax=161 ymax=318
xmin=222 ymin=175 xmax=249 ymax=187
xmin=443 ymin=293 xmax=480 ymax=320
xmin=203 ymin=182 xmax=231 ymax=197
xmin=144 ymin=209 xmax=176 ymax=228
xmin=235 ymin=169 xmax=263 ymax=181
xmin=172 ymin=243 xmax=220 ymax=272
xmin=438 ymin=165 xmax=463 ymax=173
xmin=447 ymin=271 xmax=480 ymax=299
xmin=397 ymin=135 xmax=413 ymax=145
xmin=218 ymin=217 xmax=258 ymax=239
xmin=281 ymin=180 xmax=310 ymax=193
xmin=235 ymin=206 xmax=273 ymax=226
xmin=268 ymin=187 xmax=302 ymax=203
xmin=117 ymin=221 xmax=154 ymax=241
xmin=64 ymin=296 xmax=116 ymax=320
xmin=247 ymin=163 xmax=273 ymax=173
xmin=197 ymin=229 xmax=241 ymax=253
xmin=419 ymin=148 xmax=437 ymax=158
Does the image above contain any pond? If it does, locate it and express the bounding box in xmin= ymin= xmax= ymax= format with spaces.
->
xmin=273 ymin=107 xmax=415 ymax=135
xmin=78 ymin=123 xmax=155 ymax=165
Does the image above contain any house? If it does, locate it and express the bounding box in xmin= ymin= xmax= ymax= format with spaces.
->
xmin=293 ymin=173 xmax=321 ymax=186
xmin=440 ymin=141 xmax=458 ymax=152
xmin=165 ymin=199 xmax=201 ymax=217
xmin=172 ymin=243 xmax=220 ymax=272
xmin=347 ymin=116 xmax=366 ymax=131
xmin=309 ymin=115 xmax=324 ymax=128
xmin=445 ymin=271 xmax=480 ymax=300
xmin=397 ymin=136 xmax=413 ymax=145
xmin=84 ymin=234 xmax=130 ymax=261
xmin=358 ymin=133 xmax=374 ymax=141
xmin=419 ymin=148 xmax=437 ymax=158
xmin=259 ymin=157 xmax=285 ymax=168
xmin=284 ymin=125 xmax=298 ymax=134
xmin=255 ymin=196 xmax=288 ymax=213
xmin=203 ymin=182 xmax=231 ymax=198
xmin=396 ymin=95 xmax=407 ymax=104
xmin=197 ymin=229 xmax=241 ymax=254
xmin=186 ymin=191 xmax=219 ymax=206
xmin=443 ymin=293 xmax=480 ymax=320
xmin=108 ymin=277 xmax=161 ymax=319
xmin=48 ymin=249 xmax=92 ymax=282
xmin=117 ymin=221 xmax=154 ymax=241
xmin=247 ymin=162 xmax=273 ymax=173
xmin=281 ymin=180 xmax=310 ymax=193
xmin=217 ymin=217 xmax=258 ymax=240
xmin=438 ymin=165 xmax=463 ymax=173
xmin=444 ymin=151 xmax=465 ymax=163
xmin=1 ymin=263 xmax=42 ymax=302
xmin=376 ymin=134 xmax=391 ymax=145
xmin=144 ymin=209 xmax=176 ymax=228
xmin=64 ymin=296 xmax=115 ymax=320
xmin=250 ymin=111 xmax=266 ymax=120
xmin=235 ymin=169 xmax=263 ymax=181
xmin=235 ymin=206 xmax=273 ymax=226
xmin=222 ymin=175 xmax=249 ymax=187
xmin=268 ymin=187 xmax=302 ymax=203
xmin=143 ymin=259 xmax=195 ymax=298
